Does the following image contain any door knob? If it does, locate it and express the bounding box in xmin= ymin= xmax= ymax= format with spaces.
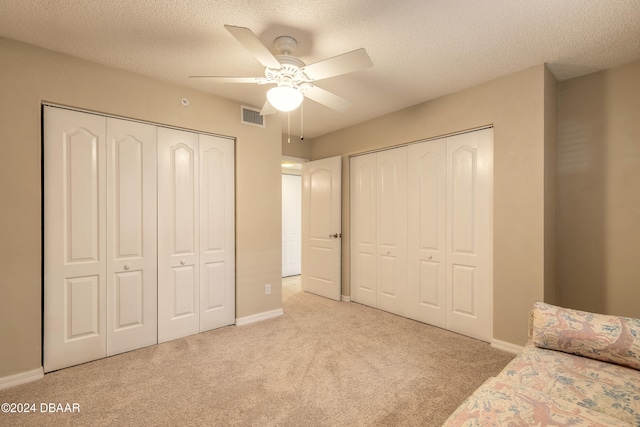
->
xmin=180 ymin=260 xmax=186 ymax=265
xmin=123 ymin=264 xmax=131 ymax=270
xmin=428 ymin=255 xmax=433 ymax=260
xmin=329 ymin=233 xmax=339 ymax=239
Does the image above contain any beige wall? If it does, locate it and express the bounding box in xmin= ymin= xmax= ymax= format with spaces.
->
xmin=0 ymin=37 xmax=283 ymax=378
xmin=309 ymin=64 xmax=552 ymax=346
xmin=282 ymin=134 xmax=311 ymax=160
xmin=544 ymin=66 xmax=559 ymax=305
xmin=557 ymin=59 xmax=640 ymax=318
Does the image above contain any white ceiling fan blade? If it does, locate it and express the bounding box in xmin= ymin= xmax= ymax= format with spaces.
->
xmin=301 ymin=48 xmax=372 ymax=81
xmin=224 ymin=25 xmax=282 ymax=70
xmin=302 ymin=85 xmax=354 ymax=113
xmin=188 ymin=76 xmax=264 ymax=83
xmin=260 ymin=100 xmax=278 ymax=116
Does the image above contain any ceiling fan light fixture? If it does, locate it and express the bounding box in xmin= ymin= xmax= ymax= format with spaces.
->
xmin=267 ymin=85 xmax=303 ymax=112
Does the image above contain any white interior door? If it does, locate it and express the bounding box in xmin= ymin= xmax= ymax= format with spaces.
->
xmin=301 ymin=156 xmax=342 ymax=301
xmin=407 ymin=139 xmax=447 ymax=328
xmin=282 ymin=174 xmax=302 ymax=277
xmin=198 ymin=134 xmax=235 ymax=332
xmin=106 ymin=118 xmax=157 ymax=356
xmin=44 ymin=107 xmax=107 ymax=373
xmin=376 ymin=147 xmax=408 ymax=316
xmin=157 ymin=127 xmax=200 ymax=343
xmin=349 ymin=153 xmax=377 ymax=307
xmin=446 ymin=129 xmax=493 ymax=342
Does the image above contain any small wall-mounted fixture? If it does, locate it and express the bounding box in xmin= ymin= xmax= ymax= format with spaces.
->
xmin=181 ymin=98 xmax=190 ymax=107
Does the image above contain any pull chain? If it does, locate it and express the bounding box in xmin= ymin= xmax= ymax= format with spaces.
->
xmin=287 ymin=111 xmax=291 ymax=144
xmin=300 ymin=101 xmax=304 ymax=141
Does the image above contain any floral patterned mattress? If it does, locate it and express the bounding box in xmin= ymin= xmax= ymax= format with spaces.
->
xmin=443 ymin=303 xmax=640 ymax=426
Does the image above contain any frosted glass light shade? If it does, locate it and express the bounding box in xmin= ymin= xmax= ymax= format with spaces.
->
xmin=267 ymin=86 xmax=303 ymax=112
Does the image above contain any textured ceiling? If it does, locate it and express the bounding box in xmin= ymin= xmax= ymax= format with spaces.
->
xmin=1 ymin=0 xmax=639 ymax=139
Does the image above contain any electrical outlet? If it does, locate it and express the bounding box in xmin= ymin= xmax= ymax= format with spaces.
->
xmin=265 ymin=284 xmax=271 ymax=295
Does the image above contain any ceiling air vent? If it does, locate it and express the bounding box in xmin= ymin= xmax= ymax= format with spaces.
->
xmin=241 ymin=105 xmax=265 ymax=128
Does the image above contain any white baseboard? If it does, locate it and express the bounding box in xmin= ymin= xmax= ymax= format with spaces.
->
xmin=236 ymin=308 xmax=284 ymax=326
xmin=491 ymin=339 xmax=524 ymax=355
xmin=0 ymin=367 xmax=44 ymax=391
xmin=341 ymin=295 xmax=351 ymax=302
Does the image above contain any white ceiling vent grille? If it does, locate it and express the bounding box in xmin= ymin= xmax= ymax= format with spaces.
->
xmin=241 ymin=105 xmax=265 ymax=128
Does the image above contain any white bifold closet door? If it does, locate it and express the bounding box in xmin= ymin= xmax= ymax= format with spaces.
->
xmin=407 ymin=129 xmax=492 ymax=341
xmin=350 ymin=147 xmax=408 ymax=315
xmin=350 ymin=153 xmax=377 ymax=308
xmin=406 ymin=138 xmax=446 ymax=329
xmin=44 ymin=107 xmax=235 ymax=372
xmin=351 ymin=128 xmax=493 ymax=342
xmin=445 ymin=129 xmax=492 ymax=341
xmin=375 ymin=147 xmax=408 ymax=315
xmin=106 ymin=117 xmax=158 ymax=356
xmin=44 ymin=107 xmax=158 ymax=372
xmin=157 ymin=127 xmax=235 ymax=343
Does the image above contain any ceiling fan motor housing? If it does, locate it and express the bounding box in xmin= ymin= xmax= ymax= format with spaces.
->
xmin=266 ymin=55 xmax=310 ymax=87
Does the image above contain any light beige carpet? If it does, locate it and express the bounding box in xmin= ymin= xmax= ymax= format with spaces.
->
xmin=0 ymin=278 xmax=514 ymax=426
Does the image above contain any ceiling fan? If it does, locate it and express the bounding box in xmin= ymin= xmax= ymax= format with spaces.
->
xmin=190 ymin=25 xmax=373 ymax=115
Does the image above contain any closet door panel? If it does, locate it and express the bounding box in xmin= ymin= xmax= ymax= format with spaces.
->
xmin=451 ymin=147 xmax=476 ymax=253
xmin=407 ymin=140 xmax=446 ymax=327
xmin=199 ymin=134 xmax=235 ymax=331
xmin=158 ymin=127 xmax=199 ymax=343
xmin=350 ymin=154 xmax=377 ymax=307
xmin=419 ymin=262 xmax=440 ymax=306
xmin=44 ymin=107 xmax=107 ymax=373
xmin=446 ymin=129 xmax=493 ymax=342
xmin=448 ymin=144 xmax=480 ymax=325
xmin=106 ymin=118 xmax=157 ymax=356
xmin=114 ymin=272 xmax=143 ymax=326
xmin=173 ymin=266 xmax=197 ymax=315
xmin=376 ymin=147 xmax=407 ymax=316
xmin=451 ymin=265 xmax=476 ymax=315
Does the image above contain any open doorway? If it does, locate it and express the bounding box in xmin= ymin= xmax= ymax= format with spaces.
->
xmin=281 ymin=156 xmax=307 ymax=279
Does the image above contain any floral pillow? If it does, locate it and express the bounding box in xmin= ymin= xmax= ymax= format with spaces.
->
xmin=531 ymin=302 xmax=640 ymax=371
